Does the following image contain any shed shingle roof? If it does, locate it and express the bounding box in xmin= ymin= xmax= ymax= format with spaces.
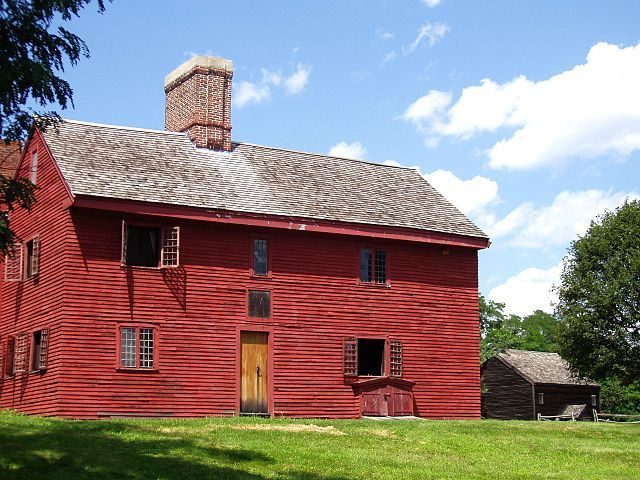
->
xmin=497 ymin=349 xmax=599 ymax=386
xmin=42 ymin=120 xmax=488 ymax=240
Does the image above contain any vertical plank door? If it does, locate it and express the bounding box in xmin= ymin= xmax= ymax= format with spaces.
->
xmin=240 ymin=331 xmax=269 ymax=414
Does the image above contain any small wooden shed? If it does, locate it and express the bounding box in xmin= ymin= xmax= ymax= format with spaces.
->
xmin=481 ymin=349 xmax=600 ymax=420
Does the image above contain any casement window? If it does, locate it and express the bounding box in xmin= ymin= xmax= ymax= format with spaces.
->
xmin=121 ymin=222 xmax=180 ymax=268
xmin=359 ymin=248 xmax=387 ymax=284
xmin=248 ymin=290 xmax=271 ymax=318
xmin=252 ymin=238 xmax=269 ymax=276
xmin=591 ymin=395 xmax=597 ymax=407
xmin=25 ymin=236 xmax=40 ymax=279
xmin=30 ymin=151 xmax=38 ymax=184
xmin=389 ymin=340 xmax=403 ymax=377
xmin=537 ymin=393 xmax=544 ymax=405
xmin=13 ymin=333 xmax=30 ymax=374
xmin=4 ymin=245 xmax=23 ymax=281
xmin=3 ymin=336 xmax=15 ymax=376
xmin=31 ymin=329 xmax=49 ymax=371
xmin=343 ymin=338 xmax=403 ymax=378
xmin=118 ymin=326 xmax=157 ymax=370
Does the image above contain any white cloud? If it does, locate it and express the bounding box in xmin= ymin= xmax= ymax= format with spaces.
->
xmin=284 ymin=64 xmax=312 ymax=94
xmin=424 ymin=169 xmax=499 ymax=215
xmin=421 ymin=0 xmax=442 ymax=7
xmin=402 ymin=90 xmax=452 ymax=123
xmin=489 ymin=262 xmax=562 ymax=316
xmin=483 ymin=189 xmax=639 ymax=248
xmin=382 ymin=51 xmax=397 ymax=64
xmin=383 ymin=160 xmax=499 ymax=217
xmin=235 ymin=81 xmax=270 ymax=108
xmin=329 ymin=141 xmax=367 ymax=160
xmin=402 ymin=42 xmax=640 ymax=169
xmin=376 ymin=28 xmax=394 ymax=40
xmin=235 ymin=63 xmax=311 ymax=108
xmin=403 ymin=22 xmax=450 ymax=55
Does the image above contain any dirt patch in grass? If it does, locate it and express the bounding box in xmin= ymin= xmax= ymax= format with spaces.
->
xmin=231 ymin=424 xmax=345 ymax=435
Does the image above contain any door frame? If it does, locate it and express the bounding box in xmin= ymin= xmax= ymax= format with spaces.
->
xmin=236 ymin=325 xmax=274 ymax=416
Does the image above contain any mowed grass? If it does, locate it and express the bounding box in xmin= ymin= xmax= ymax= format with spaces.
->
xmin=0 ymin=411 xmax=639 ymax=480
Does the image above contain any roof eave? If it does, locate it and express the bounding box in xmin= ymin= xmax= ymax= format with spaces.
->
xmin=71 ymin=194 xmax=491 ymax=248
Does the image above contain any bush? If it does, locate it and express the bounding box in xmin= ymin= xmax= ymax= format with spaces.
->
xmin=600 ymin=378 xmax=640 ymax=415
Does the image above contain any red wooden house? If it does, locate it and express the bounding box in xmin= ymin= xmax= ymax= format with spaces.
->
xmin=0 ymin=56 xmax=489 ymax=419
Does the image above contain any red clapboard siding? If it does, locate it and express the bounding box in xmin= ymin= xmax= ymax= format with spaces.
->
xmin=1 ymin=133 xmax=482 ymax=420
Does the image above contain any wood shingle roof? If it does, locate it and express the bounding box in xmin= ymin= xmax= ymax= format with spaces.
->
xmin=497 ymin=349 xmax=599 ymax=386
xmin=43 ymin=119 xmax=488 ymax=240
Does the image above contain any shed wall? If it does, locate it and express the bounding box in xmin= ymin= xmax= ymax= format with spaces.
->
xmin=481 ymin=357 xmax=533 ymax=419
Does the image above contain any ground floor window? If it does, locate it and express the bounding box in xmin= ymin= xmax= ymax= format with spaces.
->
xmin=358 ymin=339 xmax=385 ymax=376
xmin=31 ymin=329 xmax=49 ymax=371
xmin=343 ymin=337 xmax=403 ymax=378
xmin=119 ymin=326 xmax=156 ymax=370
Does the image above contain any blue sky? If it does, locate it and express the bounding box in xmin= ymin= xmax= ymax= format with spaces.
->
xmin=57 ymin=0 xmax=640 ymax=316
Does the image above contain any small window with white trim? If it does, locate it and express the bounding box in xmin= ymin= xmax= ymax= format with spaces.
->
xmin=537 ymin=393 xmax=544 ymax=405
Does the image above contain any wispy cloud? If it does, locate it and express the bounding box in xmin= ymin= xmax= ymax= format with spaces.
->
xmin=234 ymin=63 xmax=312 ymax=108
xmin=402 ymin=22 xmax=450 ymax=55
xmin=421 ymin=0 xmax=442 ymax=7
xmin=376 ymin=28 xmax=394 ymax=40
xmin=382 ymin=51 xmax=397 ymax=64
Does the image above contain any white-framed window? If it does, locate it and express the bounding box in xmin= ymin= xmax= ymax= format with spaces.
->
xmin=31 ymin=151 xmax=38 ymax=184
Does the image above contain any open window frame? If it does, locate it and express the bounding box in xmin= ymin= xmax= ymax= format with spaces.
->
xmin=121 ymin=220 xmax=180 ymax=269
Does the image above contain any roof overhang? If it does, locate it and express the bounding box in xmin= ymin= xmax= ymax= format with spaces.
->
xmin=72 ymin=195 xmax=491 ymax=249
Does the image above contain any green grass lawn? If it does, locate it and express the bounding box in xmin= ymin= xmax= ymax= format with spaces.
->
xmin=1 ymin=411 xmax=639 ymax=480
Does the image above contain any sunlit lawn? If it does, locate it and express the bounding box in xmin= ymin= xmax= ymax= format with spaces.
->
xmin=1 ymin=410 xmax=638 ymax=479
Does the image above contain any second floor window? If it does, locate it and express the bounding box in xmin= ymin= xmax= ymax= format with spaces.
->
xmin=25 ymin=237 xmax=40 ymax=279
xmin=252 ymin=239 xmax=268 ymax=275
xmin=359 ymin=248 xmax=387 ymax=284
xmin=122 ymin=222 xmax=180 ymax=268
xmin=248 ymin=290 xmax=271 ymax=318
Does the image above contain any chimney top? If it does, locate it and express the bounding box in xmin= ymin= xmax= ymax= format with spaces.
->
xmin=164 ymin=55 xmax=233 ymax=88
xmin=164 ymin=55 xmax=234 ymax=151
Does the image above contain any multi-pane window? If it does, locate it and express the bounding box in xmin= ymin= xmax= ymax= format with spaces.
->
xmin=119 ymin=326 xmax=156 ymax=370
xmin=31 ymin=329 xmax=49 ymax=371
xmin=252 ymin=239 xmax=268 ymax=275
xmin=359 ymin=248 xmax=387 ymax=284
xmin=13 ymin=333 xmax=29 ymax=373
xmin=4 ymin=245 xmax=22 ymax=281
xmin=389 ymin=340 xmax=403 ymax=377
xmin=25 ymin=237 xmax=40 ymax=279
xmin=343 ymin=338 xmax=403 ymax=378
xmin=122 ymin=222 xmax=180 ymax=268
xmin=248 ymin=290 xmax=271 ymax=318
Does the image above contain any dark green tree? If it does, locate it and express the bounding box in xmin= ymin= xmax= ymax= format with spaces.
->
xmin=480 ymin=295 xmax=559 ymax=363
xmin=555 ymin=199 xmax=640 ymax=385
xmin=0 ymin=0 xmax=107 ymax=256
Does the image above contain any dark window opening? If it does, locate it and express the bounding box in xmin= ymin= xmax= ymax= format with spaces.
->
xmin=31 ymin=329 xmax=48 ymax=371
xmin=360 ymin=248 xmax=387 ymax=284
xmin=25 ymin=237 xmax=39 ymax=279
xmin=125 ymin=226 xmax=160 ymax=267
xmin=253 ymin=239 xmax=268 ymax=275
xmin=357 ymin=339 xmax=385 ymax=376
xmin=248 ymin=290 xmax=271 ymax=318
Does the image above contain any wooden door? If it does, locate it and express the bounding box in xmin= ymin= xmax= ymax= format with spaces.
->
xmin=240 ymin=331 xmax=269 ymax=414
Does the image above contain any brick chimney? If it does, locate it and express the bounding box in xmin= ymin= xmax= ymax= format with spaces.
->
xmin=164 ymin=55 xmax=233 ymax=150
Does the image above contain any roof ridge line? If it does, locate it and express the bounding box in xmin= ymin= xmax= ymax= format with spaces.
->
xmin=231 ymin=141 xmax=419 ymax=170
xmin=59 ymin=118 xmax=186 ymax=136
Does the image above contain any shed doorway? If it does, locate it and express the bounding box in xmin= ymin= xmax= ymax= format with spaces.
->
xmin=240 ymin=331 xmax=269 ymax=414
